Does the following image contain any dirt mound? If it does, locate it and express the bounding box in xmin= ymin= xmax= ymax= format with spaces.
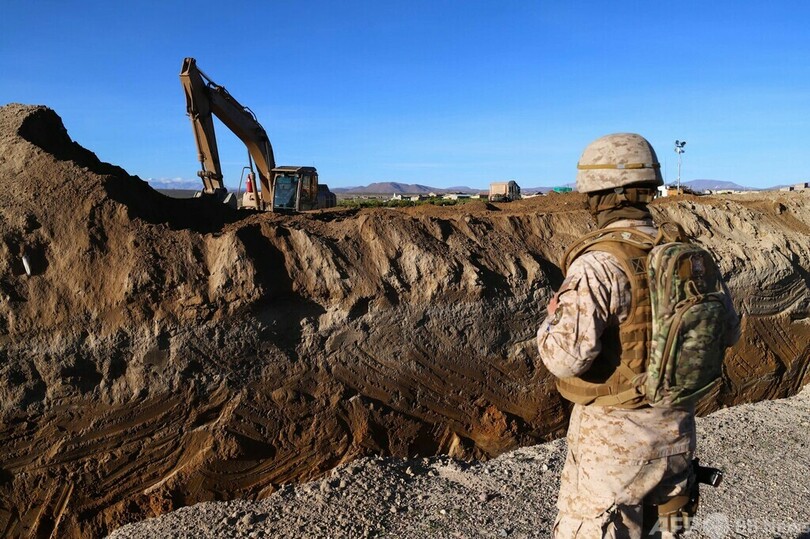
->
xmin=1 ymin=104 xmax=808 ymax=538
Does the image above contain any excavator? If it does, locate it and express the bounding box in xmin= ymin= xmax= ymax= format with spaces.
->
xmin=179 ymin=57 xmax=336 ymax=211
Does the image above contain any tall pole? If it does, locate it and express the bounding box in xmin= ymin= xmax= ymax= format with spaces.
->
xmin=674 ymin=140 xmax=686 ymax=195
xmin=677 ymin=151 xmax=682 ymax=194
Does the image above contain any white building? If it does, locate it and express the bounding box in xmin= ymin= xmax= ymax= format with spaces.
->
xmin=489 ymin=181 xmax=521 ymax=201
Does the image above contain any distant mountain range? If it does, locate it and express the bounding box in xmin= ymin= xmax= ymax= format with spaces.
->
xmin=150 ymin=180 xmax=563 ymax=196
xmin=330 ymin=182 xmax=569 ymax=195
xmin=150 ymin=179 xmax=777 ymax=197
xmin=679 ymin=179 xmax=752 ymax=191
xmin=334 ymin=180 xmax=765 ymax=195
xmin=148 ymin=177 xmax=201 ymax=190
xmin=330 ymin=182 xmax=484 ymax=195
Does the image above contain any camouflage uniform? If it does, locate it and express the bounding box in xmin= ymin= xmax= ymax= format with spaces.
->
xmin=537 ymin=219 xmax=740 ymax=538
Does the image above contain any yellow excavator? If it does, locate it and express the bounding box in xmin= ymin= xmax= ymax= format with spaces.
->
xmin=179 ymin=57 xmax=336 ymax=211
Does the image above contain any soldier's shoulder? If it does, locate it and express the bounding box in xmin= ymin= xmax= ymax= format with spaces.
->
xmin=566 ymin=250 xmax=629 ymax=291
xmin=568 ymin=250 xmax=622 ymax=274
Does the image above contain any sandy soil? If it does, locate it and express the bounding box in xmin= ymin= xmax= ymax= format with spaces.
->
xmin=1 ymin=103 xmax=808 ymax=537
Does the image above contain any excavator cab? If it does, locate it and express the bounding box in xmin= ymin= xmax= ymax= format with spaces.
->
xmin=271 ymin=166 xmax=318 ymax=212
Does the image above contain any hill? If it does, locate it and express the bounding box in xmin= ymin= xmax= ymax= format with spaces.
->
xmin=330 ymin=182 xmax=571 ymax=196
xmin=331 ymin=182 xmax=479 ymax=195
xmin=147 ymin=178 xmax=201 ymax=190
xmin=682 ymin=179 xmax=752 ymax=191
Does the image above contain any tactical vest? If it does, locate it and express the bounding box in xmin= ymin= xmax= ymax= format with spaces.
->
xmin=556 ymin=228 xmax=657 ymax=409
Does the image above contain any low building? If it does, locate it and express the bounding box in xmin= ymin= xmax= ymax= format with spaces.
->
xmin=660 ymin=184 xmax=700 ymax=196
xmin=391 ymin=194 xmax=428 ymax=202
xmin=489 ymin=181 xmax=521 ymax=201
xmin=442 ymin=193 xmax=472 ymax=201
xmin=794 ymin=182 xmax=809 ymax=190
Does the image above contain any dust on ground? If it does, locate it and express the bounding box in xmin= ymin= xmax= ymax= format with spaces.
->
xmin=108 ymin=387 xmax=810 ymax=538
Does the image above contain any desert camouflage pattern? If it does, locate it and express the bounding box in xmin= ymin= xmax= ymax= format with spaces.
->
xmin=538 ymin=220 xmax=702 ymax=537
xmin=576 ymin=133 xmax=664 ymax=193
xmin=554 ymin=407 xmax=693 ymax=538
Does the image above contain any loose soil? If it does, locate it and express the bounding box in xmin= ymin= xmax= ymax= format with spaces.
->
xmin=108 ymin=387 xmax=810 ymax=538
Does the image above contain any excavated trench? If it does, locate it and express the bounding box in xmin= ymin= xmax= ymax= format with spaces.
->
xmin=0 ymin=104 xmax=808 ymax=538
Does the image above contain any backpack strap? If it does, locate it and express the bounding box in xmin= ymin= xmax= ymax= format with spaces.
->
xmin=562 ymin=227 xmax=656 ymax=274
xmin=653 ymin=221 xmax=687 ymax=246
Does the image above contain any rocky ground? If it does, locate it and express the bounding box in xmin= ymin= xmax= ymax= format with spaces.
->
xmin=1 ymin=103 xmax=809 ymax=537
xmin=109 ymin=387 xmax=810 ymax=538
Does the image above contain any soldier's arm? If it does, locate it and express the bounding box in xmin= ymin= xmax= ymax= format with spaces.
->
xmin=536 ymin=253 xmax=619 ymax=378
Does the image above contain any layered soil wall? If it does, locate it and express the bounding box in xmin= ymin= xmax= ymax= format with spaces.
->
xmin=1 ymin=104 xmax=808 ymax=537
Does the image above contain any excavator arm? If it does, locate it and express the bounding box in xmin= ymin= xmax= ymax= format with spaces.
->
xmin=179 ymin=57 xmax=276 ymax=206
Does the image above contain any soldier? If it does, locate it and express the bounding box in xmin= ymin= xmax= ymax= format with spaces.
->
xmin=537 ymin=133 xmax=740 ymax=538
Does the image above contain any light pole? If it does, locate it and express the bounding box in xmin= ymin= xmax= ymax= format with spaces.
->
xmin=674 ymin=140 xmax=686 ymax=194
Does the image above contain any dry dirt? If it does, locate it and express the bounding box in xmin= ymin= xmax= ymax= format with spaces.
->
xmin=108 ymin=386 xmax=810 ymax=538
xmin=0 ymin=104 xmax=808 ymax=538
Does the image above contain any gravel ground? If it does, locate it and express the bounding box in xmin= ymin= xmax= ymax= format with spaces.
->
xmin=109 ymin=387 xmax=810 ymax=539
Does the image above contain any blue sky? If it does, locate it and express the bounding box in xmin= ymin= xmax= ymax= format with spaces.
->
xmin=1 ymin=1 xmax=808 ymax=190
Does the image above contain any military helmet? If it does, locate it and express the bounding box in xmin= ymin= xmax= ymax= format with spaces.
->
xmin=576 ymin=133 xmax=663 ymax=193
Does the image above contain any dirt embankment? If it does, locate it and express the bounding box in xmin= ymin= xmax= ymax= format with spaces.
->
xmin=0 ymin=104 xmax=808 ymax=538
xmin=108 ymin=387 xmax=810 ymax=539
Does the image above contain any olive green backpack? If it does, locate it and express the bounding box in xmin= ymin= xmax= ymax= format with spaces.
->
xmin=644 ymin=222 xmax=730 ymax=408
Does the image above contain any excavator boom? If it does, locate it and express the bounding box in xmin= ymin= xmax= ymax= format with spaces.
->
xmin=180 ymin=57 xmax=276 ymax=206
